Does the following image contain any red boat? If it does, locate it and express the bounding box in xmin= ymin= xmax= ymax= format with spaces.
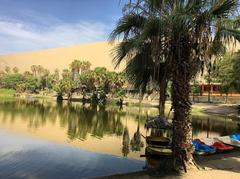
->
xmin=202 ymin=138 xmax=234 ymax=152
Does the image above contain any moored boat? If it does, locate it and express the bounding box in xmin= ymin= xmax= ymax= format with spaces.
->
xmin=203 ymin=138 xmax=233 ymax=152
xmin=229 ymin=133 xmax=240 ymax=141
xmin=192 ymin=139 xmax=216 ymax=155
xmin=217 ymin=136 xmax=240 ymax=148
xmin=145 ymin=146 xmax=172 ymax=156
xmin=146 ymin=136 xmax=170 ymax=146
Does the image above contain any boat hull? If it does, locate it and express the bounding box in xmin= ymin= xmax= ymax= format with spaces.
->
xmin=145 ymin=146 xmax=172 ymax=156
xmin=146 ymin=136 xmax=170 ymax=146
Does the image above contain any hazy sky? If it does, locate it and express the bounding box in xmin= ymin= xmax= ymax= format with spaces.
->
xmin=0 ymin=0 xmax=126 ymax=54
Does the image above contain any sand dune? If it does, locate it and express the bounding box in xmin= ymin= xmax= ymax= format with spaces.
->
xmin=1 ymin=40 xmax=239 ymax=74
xmin=0 ymin=41 xmax=124 ymax=72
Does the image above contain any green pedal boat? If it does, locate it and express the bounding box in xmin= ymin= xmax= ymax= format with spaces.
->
xmin=146 ymin=136 xmax=171 ymax=146
xmin=146 ymin=146 xmax=172 ymax=156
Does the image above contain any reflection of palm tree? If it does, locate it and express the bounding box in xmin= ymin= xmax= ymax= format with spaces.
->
xmin=130 ymin=122 xmax=144 ymax=152
xmin=122 ymin=126 xmax=130 ymax=157
xmin=0 ymin=100 xmax=126 ymax=142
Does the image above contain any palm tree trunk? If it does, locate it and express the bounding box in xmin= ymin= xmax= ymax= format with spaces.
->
xmin=159 ymin=79 xmax=167 ymax=117
xmin=172 ymin=73 xmax=194 ymax=170
xmin=171 ymin=54 xmax=194 ymax=171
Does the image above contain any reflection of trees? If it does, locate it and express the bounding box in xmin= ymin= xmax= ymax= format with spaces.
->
xmin=0 ymin=99 xmax=238 ymax=144
xmin=130 ymin=122 xmax=144 ymax=152
xmin=0 ymin=99 xmax=56 ymax=128
xmin=0 ymin=100 xmax=126 ymax=140
xmin=192 ymin=115 xmax=238 ymax=136
xmin=122 ymin=126 xmax=130 ymax=157
xmin=57 ymin=104 xmax=125 ymax=140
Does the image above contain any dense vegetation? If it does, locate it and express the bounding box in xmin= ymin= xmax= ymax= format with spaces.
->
xmin=0 ymin=60 xmax=126 ymax=104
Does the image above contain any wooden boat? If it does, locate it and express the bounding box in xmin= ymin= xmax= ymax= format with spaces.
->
xmin=146 ymin=146 xmax=172 ymax=156
xmin=146 ymin=136 xmax=170 ymax=146
xmin=217 ymin=136 xmax=240 ymax=148
xmin=203 ymin=138 xmax=233 ymax=152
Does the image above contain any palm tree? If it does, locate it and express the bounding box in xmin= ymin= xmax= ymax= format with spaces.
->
xmin=36 ymin=65 xmax=44 ymax=77
xmin=4 ymin=66 xmax=11 ymax=74
xmin=12 ymin=67 xmax=19 ymax=74
xmin=111 ymin=0 xmax=240 ymax=170
xmin=81 ymin=61 xmax=91 ymax=74
xmin=30 ymin=65 xmax=38 ymax=77
xmin=111 ymin=27 xmax=169 ymax=116
xmin=70 ymin=60 xmax=82 ymax=80
xmin=43 ymin=69 xmax=50 ymax=89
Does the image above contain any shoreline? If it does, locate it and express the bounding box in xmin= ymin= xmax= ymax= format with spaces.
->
xmin=2 ymin=92 xmax=240 ymax=118
xmin=95 ymin=151 xmax=240 ymax=179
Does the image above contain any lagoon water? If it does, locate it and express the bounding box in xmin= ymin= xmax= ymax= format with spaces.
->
xmin=0 ymin=99 xmax=239 ymax=178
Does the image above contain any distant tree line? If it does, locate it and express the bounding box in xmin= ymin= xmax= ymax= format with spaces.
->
xmin=0 ymin=60 xmax=126 ymax=104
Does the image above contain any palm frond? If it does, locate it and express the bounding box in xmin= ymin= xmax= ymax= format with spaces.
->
xmin=124 ymin=52 xmax=153 ymax=92
xmin=111 ymin=38 xmax=140 ymax=68
xmin=109 ymin=14 xmax=146 ymax=41
xmin=209 ymin=0 xmax=238 ymax=18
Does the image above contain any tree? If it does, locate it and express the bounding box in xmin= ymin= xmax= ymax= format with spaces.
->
xmin=42 ymin=69 xmax=50 ymax=89
xmin=12 ymin=67 xmax=19 ymax=74
xmin=4 ymin=66 xmax=11 ymax=74
xmin=232 ymin=51 xmax=240 ymax=92
xmin=30 ymin=65 xmax=38 ymax=77
xmin=81 ymin=61 xmax=91 ymax=74
xmin=110 ymin=15 xmax=169 ymax=117
xmin=60 ymin=69 xmax=74 ymax=101
xmin=111 ymin=0 xmax=240 ymax=170
xmin=204 ymin=43 xmax=226 ymax=103
xmin=36 ymin=65 xmax=44 ymax=77
xmin=213 ymin=53 xmax=235 ymax=103
xmin=70 ymin=60 xmax=82 ymax=80
xmin=0 ymin=73 xmax=23 ymax=89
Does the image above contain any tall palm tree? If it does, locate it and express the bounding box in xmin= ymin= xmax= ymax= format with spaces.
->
xmin=111 ymin=22 xmax=169 ymax=116
xmin=70 ymin=60 xmax=82 ymax=80
xmin=36 ymin=65 xmax=44 ymax=77
xmin=4 ymin=66 xmax=11 ymax=74
xmin=111 ymin=0 xmax=240 ymax=170
xmin=12 ymin=67 xmax=19 ymax=74
xmin=81 ymin=61 xmax=91 ymax=74
xmin=30 ymin=65 xmax=37 ymax=77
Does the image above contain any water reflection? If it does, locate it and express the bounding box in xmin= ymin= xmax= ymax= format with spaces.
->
xmin=0 ymin=99 xmax=148 ymax=159
xmin=130 ymin=122 xmax=144 ymax=152
xmin=0 ymin=99 xmax=239 ymax=160
xmin=122 ymin=126 xmax=130 ymax=157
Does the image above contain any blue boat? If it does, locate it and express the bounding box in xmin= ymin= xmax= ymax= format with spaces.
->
xmin=192 ymin=139 xmax=216 ymax=155
xmin=229 ymin=133 xmax=240 ymax=141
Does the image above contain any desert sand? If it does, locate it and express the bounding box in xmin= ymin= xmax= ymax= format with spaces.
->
xmin=0 ymin=41 xmax=124 ymax=72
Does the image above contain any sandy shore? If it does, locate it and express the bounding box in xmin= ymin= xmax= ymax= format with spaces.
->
xmin=16 ymin=93 xmax=240 ymax=118
xmin=193 ymin=103 xmax=239 ymax=118
xmin=97 ymin=151 xmax=240 ymax=179
xmin=124 ymin=98 xmax=240 ymax=118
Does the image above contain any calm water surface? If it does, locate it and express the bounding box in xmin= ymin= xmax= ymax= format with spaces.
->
xmin=0 ymin=99 xmax=239 ymax=178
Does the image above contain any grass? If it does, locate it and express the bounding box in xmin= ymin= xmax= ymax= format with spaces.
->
xmin=0 ymin=88 xmax=16 ymax=98
xmin=191 ymin=106 xmax=206 ymax=117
